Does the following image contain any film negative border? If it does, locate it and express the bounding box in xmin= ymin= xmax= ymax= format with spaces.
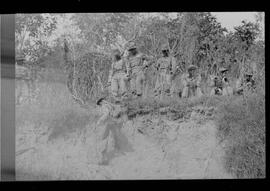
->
xmin=1 ymin=14 xmax=16 ymax=181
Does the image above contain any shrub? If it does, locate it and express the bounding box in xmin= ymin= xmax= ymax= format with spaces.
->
xmin=216 ymin=92 xmax=265 ymax=178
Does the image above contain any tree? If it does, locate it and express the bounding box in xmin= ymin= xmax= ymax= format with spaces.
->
xmin=16 ymin=14 xmax=57 ymax=64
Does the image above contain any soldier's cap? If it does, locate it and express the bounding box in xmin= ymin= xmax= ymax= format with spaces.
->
xmin=219 ymin=67 xmax=228 ymax=72
xmin=187 ymin=65 xmax=197 ymax=71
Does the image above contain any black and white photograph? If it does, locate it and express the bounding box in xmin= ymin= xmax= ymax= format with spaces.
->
xmin=14 ymin=12 xmax=265 ymax=180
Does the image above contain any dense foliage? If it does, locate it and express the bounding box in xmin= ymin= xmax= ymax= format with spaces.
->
xmin=15 ymin=12 xmax=264 ymax=104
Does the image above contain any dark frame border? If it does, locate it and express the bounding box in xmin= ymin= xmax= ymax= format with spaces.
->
xmin=1 ymin=14 xmax=16 ymax=181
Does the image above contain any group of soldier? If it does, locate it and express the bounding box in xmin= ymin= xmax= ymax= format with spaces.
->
xmin=107 ymin=41 xmax=257 ymax=103
xmin=95 ymin=42 xmax=257 ymax=165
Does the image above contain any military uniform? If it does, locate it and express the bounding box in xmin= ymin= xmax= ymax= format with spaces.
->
xmin=95 ymin=98 xmax=132 ymax=165
xmin=108 ymin=49 xmax=128 ymax=100
xmin=210 ymin=67 xmax=233 ymax=96
xmin=154 ymin=55 xmax=177 ymax=97
xmin=182 ymin=65 xmax=203 ymax=98
xmin=125 ymin=43 xmax=151 ymax=97
xmin=209 ymin=75 xmax=223 ymax=96
xmin=235 ymin=72 xmax=256 ymax=95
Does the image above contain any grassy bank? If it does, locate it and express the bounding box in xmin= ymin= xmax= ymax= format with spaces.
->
xmin=126 ymin=92 xmax=265 ymax=178
xmin=215 ymin=91 xmax=265 ymax=178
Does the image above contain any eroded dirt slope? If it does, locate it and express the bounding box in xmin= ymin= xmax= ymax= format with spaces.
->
xmin=16 ymin=104 xmax=233 ymax=180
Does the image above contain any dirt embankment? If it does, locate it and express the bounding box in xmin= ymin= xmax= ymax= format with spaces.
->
xmin=16 ymin=100 xmax=233 ymax=180
xmin=92 ymin=106 xmax=233 ymax=179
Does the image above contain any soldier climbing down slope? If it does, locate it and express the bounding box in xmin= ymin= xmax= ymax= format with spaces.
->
xmin=94 ymin=97 xmax=134 ymax=165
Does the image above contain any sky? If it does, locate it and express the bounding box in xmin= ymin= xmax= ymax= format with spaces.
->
xmin=142 ymin=12 xmax=259 ymax=32
xmin=211 ymin=12 xmax=257 ymax=31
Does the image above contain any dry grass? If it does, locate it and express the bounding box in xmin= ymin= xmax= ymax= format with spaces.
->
xmin=215 ymin=90 xmax=265 ymax=178
xmin=16 ymin=67 xmax=265 ymax=179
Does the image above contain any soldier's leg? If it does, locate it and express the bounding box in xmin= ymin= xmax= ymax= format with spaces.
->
xmin=165 ymin=74 xmax=172 ymax=96
xmin=159 ymin=73 xmax=166 ymax=99
xmin=95 ymin=124 xmax=110 ymax=164
xmin=136 ymin=72 xmax=145 ymax=96
xmin=111 ymin=76 xmax=119 ymax=98
xmin=182 ymin=86 xmax=189 ymax=98
xmin=130 ymin=75 xmax=137 ymax=95
xmin=170 ymin=82 xmax=176 ymax=98
xmin=154 ymin=75 xmax=161 ymax=97
xmin=119 ymin=74 xmax=128 ymax=98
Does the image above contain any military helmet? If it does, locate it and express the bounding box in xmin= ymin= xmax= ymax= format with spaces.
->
xmin=187 ymin=65 xmax=197 ymax=71
xmin=219 ymin=67 xmax=228 ymax=73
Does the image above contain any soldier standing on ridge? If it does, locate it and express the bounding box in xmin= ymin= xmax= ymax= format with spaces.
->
xmin=154 ymin=44 xmax=177 ymax=99
xmin=108 ymin=49 xmax=129 ymax=102
xmin=124 ymin=42 xmax=153 ymax=98
xmin=235 ymin=70 xmax=256 ymax=95
xmin=210 ymin=67 xmax=233 ymax=96
xmin=182 ymin=65 xmax=203 ymax=98
xmin=94 ymin=97 xmax=134 ymax=165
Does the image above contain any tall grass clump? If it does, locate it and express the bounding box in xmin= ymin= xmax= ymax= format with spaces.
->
xmin=216 ymin=88 xmax=265 ymax=178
